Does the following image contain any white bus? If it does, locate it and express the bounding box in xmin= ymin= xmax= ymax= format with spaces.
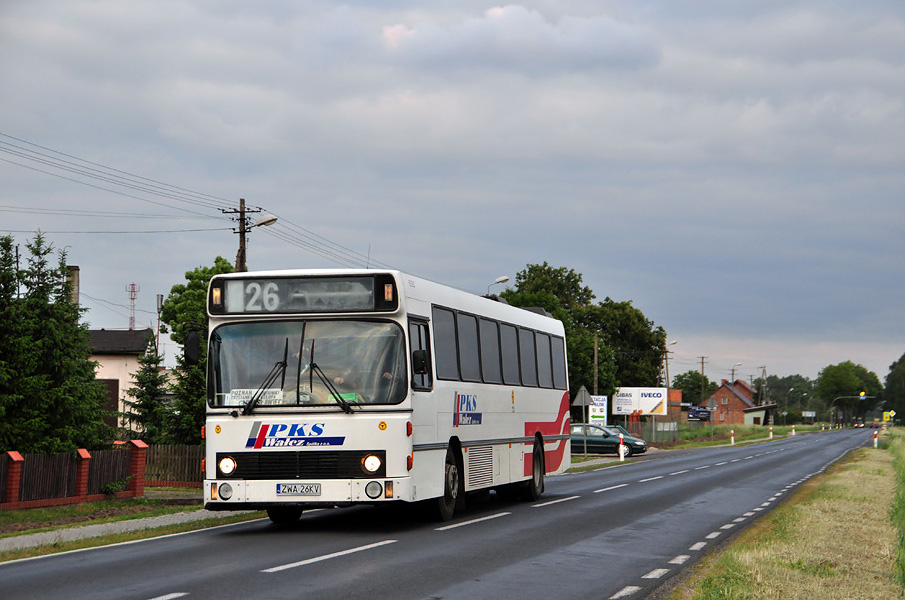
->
xmin=197 ymin=269 xmax=570 ymax=522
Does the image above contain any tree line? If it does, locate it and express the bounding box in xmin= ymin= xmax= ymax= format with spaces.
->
xmin=2 ymin=232 xmax=903 ymax=452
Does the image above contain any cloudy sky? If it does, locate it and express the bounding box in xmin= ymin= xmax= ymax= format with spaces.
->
xmin=1 ymin=1 xmax=903 ymax=383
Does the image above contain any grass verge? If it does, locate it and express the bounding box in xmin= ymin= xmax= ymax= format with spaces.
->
xmin=668 ymin=430 xmax=904 ymax=600
xmin=0 ymin=512 xmax=265 ymax=563
xmin=0 ymin=493 xmax=202 ymax=538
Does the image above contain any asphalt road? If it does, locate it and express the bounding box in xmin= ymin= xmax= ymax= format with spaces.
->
xmin=0 ymin=429 xmax=871 ymax=600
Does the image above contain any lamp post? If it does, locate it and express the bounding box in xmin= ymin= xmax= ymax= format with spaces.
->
xmin=730 ymin=363 xmax=742 ymax=381
xmin=486 ymin=275 xmax=510 ymax=296
xmin=224 ymin=198 xmax=277 ymax=272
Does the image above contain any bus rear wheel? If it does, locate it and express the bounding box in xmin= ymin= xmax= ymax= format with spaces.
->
xmin=437 ymin=447 xmax=460 ymax=521
xmin=267 ymin=506 xmax=303 ymax=525
xmin=523 ymin=440 xmax=545 ymax=501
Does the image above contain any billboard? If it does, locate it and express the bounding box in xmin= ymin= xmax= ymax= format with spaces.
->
xmin=613 ymin=387 xmax=668 ymax=416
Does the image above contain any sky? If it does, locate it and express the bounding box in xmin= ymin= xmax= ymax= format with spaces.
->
xmin=1 ymin=1 xmax=903 ymax=384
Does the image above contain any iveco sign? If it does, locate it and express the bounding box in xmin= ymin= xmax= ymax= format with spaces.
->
xmin=613 ymin=387 xmax=668 ymax=416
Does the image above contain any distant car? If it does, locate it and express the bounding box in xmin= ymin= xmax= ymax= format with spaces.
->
xmin=687 ymin=406 xmax=711 ymax=421
xmin=570 ymin=424 xmax=648 ymax=457
xmin=869 ymin=422 xmax=880 ymax=428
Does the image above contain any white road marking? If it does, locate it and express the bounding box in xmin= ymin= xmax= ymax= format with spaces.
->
xmin=689 ymin=542 xmax=707 ymax=551
xmin=706 ymin=531 xmax=722 ymax=539
xmin=639 ymin=476 xmax=663 ymax=482
xmin=594 ymin=483 xmax=628 ymax=493
xmin=434 ymin=512 xmax=511 ymax=531
xmin=643 ymin=568 xmax=671 ymax=579
xmin=263 ymin=540 xmax=397 ymax=573
xmin=609 ymin=586 xmax=642 ymax=599
xmin=670 ymin=469 xmax=690 ymax=476
xmin=533 ymin=495 xmax=580 ymax=507
xmin=670 ymin=555 xmax=691 ymax=565
xmin=148 ymin=595 xmax=188 ymax=600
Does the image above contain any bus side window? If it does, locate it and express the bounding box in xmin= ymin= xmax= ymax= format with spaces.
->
xmin=409 ymin=319 xmax=433 ymax=391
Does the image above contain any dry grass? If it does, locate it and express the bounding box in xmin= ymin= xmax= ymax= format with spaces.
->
xmin=670 ymin=437 xmax=904 ymax=600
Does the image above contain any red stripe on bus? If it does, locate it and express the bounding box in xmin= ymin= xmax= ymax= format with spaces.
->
xmin=524 ymin=392 xmax=571 ymax=475
xmin=254 ymin=423 xmax=270 ymax=449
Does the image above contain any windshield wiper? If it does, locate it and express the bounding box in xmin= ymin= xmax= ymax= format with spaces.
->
xmin=310 ymin=362 xmax=355 ymax=414
xmin=242 ymin=339 xmax=288 ymax=416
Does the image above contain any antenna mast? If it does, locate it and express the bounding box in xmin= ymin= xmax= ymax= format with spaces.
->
xmin=126 ymin=283 xmax=140 ymax=330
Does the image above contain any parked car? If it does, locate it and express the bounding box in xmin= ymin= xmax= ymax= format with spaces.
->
xmin=570 ymin=424 xmax=648 ymax=457
xmin=687 ymin=406 xmax=712 ymax=421
xmin=604 ymin=424 xmax=632 ymax=437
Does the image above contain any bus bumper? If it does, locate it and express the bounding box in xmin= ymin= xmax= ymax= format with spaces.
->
xmin=203 ymin=477 xmax=413 ymax=510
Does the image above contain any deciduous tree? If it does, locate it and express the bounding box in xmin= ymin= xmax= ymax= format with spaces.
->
xmin=160 ymin=257 xmax=233 ymax=444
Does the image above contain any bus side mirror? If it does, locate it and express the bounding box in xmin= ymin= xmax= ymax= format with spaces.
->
xmin=184 ymin=330 xmax=201 ymax=366
xmin=412 ymin=349 xmax=429 ymax=375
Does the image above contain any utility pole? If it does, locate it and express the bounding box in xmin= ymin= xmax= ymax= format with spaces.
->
xmin=222 ymin=198 xmax=275 ymax=272
xmin=699 ymin=356 xmax=708 ymax=401
xmin=223 ymin=198 xmax=259 ymax=272
xmin=593 ymin=332 xmax=598 ymax=395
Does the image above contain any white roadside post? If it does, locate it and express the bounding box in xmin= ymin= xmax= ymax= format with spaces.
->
xmin=619 ymin=433 xmax=625 ymax=461
xmin=730 ymin=429 xmax=735 ymax=445
xmin=792 ymin=425 xmax=796 ymax=436
xmin=769 ymin=426 xmax=773 ymax=440
xmin=874 ymin=430 xmax=879 ymax=449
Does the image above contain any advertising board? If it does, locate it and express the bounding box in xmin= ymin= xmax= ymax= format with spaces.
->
xmin=613 ymin=387 xmax=668 ymax=416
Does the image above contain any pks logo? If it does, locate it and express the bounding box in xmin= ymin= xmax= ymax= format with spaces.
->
xmin=454 ymin=392 xmax=482 ymax=426
xmin=245 ymin=421 xmax=345 ymax=448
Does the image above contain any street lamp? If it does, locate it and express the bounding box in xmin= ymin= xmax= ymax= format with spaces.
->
xmin=731 ymin=363 xmax=742 ymax=381
xmin=487 ymin=275 xmax=510 ymax=295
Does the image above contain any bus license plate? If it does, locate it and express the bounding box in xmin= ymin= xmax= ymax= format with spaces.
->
xmin=276 ymin=483 xmax=321 ymax=496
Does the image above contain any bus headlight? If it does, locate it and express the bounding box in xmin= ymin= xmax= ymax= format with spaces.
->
xmin=362 ymin=454 xmax=382 ymax=474
xmin=219 ymin=456 xmax=238 ymax=476
xmin=218 ymin=483 xmax=233 ymax=500
xmin=365 ymin=481 xmax=383 ymax=499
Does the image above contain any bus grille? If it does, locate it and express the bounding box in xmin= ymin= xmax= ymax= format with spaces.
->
xmin=217 ymin=451 xmax=386 ymax=479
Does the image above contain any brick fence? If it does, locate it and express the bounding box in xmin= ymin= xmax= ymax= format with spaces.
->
xmin=0 ymin=440 xmax=149 ymax=510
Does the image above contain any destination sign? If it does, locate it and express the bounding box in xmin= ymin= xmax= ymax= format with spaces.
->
xmin=209 ymin=273 xmax=398 ymax=314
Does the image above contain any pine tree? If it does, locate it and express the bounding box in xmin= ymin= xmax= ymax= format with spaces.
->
xmin=123 ymin=333 xmax=171 ymax=444
xmin=0 ymin=233 xmax=112 ymax=453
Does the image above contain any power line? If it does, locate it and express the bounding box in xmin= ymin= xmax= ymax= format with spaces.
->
xmin=1 ymin=132 xmax=398 ymax=270
xmin=0 ymin=132 xmax=228 ymax=210
xmin=0 ymin=205 xmax=209 ymax=219
xmin=2 ymin=227 xmax=232 ymax=234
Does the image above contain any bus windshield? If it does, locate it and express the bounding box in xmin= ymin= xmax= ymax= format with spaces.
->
xmin=208 ymin=320 xmax=407 ymax=409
